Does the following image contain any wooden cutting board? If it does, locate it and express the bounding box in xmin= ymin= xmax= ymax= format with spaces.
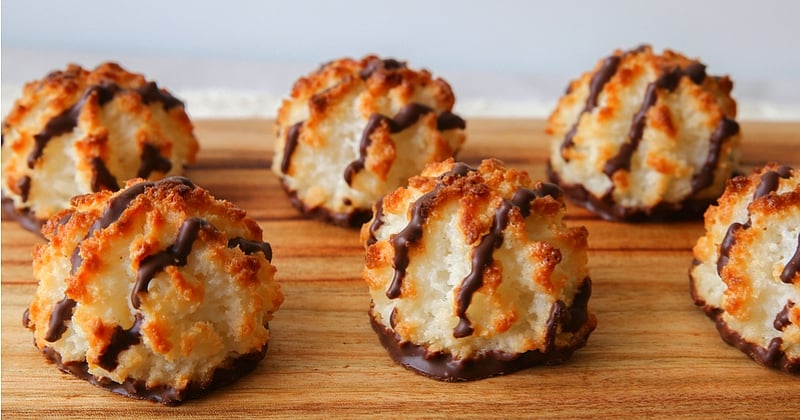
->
xmin=3 ymin=119 xmax=799 ymax=418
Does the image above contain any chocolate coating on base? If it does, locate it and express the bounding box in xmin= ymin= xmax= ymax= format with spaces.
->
xmin=369 ymin=308 xmax=589 ymax=381
xmin=278 ymin=179 xmax=372 ymax=228
xmin=1 ymin=194 xmax=46 ymax=235
xmin=689 ymin=272 xmax=800 ymax=373
xmin=713 ymin=314 xmax=799 ymax=373
xmin=546 ymin=163 xmax=712 ymax=221
xmin=280 ymin=121 xmax=303 ymax=175
xmin=37 ymin=327 xmax=269 ymax=405
xmin=774 ymin=301 xmax=795 ymax=331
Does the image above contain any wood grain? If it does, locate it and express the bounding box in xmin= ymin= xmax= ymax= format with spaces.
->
xmin=3 ymin=119 xmax=799 ymax=418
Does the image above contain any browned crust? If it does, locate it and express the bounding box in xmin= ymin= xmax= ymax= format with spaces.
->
xmin=688 ymin=164 xmax=799 ymax=373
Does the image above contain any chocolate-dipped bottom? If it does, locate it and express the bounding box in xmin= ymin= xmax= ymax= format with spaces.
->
xmin=369 ymin=304 xmax=596 ymax=381
xmin=39 ymin=329 xmax=269 ymax=405
xmin=546 ymin=45 xmax=740 ymax=222
xmin=2 ymin=194 xmax=46 ymax=235
xmin=24 ymin=176 xmax=283 ymax=404
xmin=2 ymin=62 xmax=198 ymax=232
xmin=686 ymin=300 xmax=800 ymax=373
xmin=272 ymin=55 xmax=465 ymax=228
xmin=547 ymin=163 xmax=713 ymax=222
xmin=689 ymin=163 xmax=800 ymax=374
xmin=362 ymin=159 xmax=596 ymax=381
xmin=279 ymin=179 xmax=373 ymax=228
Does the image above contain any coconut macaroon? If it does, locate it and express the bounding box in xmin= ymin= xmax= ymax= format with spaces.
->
xmin=273 ymin=55 xmax=466 ymax=227
xmin=23 ymin=176 xmax=283 ymax=404
xmin=547 ymin=45 xmax=740 ymax=221
xmin=2 ymin=62 xmax=198 ymax=233
xmin=361 ymin=158 xmax=595 ymax=381
xmin=690 ymin=163 xmax=800 ymax=373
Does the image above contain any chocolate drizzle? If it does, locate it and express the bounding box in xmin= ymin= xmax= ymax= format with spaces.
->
xmin=386 ymin=163 xmax=474 ymax=299
xmin=96 ymin=177 xmax=195 ymax=239
xmin=137 ymin=143 xmax=172 ymax=178
xmin=691 ymin=165 xmax=800 ymax=373
xmin=91 ymin=157 xmax=119 ymax=192
xmin=49 ymin=178 xmax=197 ymax=345
xmin=596 ymin=59 xmax=735 ymax=201
xmin=69 ymin=245 xmax=83 ymax=276
xmin=366 ymin=198 xmax=385 ymax=247
xmin=689 ymin=118 xmax=739 ymax=193
xmin=436 ymin=111 xmax=467 ymax=131
xmin=717 ymin=166 xmax=793 ymax=276
xmin=98 ymin=313 xmax=143 ymax=371
xmin=17 ymin=176 xmax=31 ymax=202
xmin=280 ymin=121 xmax=303 ymax=174
xmin=22 ymin=80 xmax=184 ymax=221
xmin=45 ymin=296 xmax=77 ymax=342
xmin=136 ymin=81 xmax=184 ymax=111
xmin=603 ymin=63 xmax=708 ymax=178
xmin=27 ymin=83 xmax=120 ymax=169
xmin=386 ymin=188 xmax=436 ymax=299
xmin=343 ymin=104 xmax=465 ymax=186
xmin=754 ymin=166 xmax=792 ymax=199
xmin=774 ymin=301 xmax=795 ymax=331
xmin=716 ymin=223 xmax=743 ymax=275
xmin=25 ymin=80 xmax=180 ymax=169
xmin=555 ymin=48 xmax=738 ymax=218
xmin=228 ymin=237 xmax=273 ymax=262
xmin=71 ymin=177 xmax=196 ymax=286
xmin=781 ymin=232 xmax=800 ymax=284
xmin=344 ymin=114 xmax=387 ymax=185
xmin=133 ymin=217 xmax=207 ymax=309
xmin=559 ymin=54 xmax=621 ymax=159
xmin=453 ymin=184 xmax=562 ymax=338
xmin=359 ymin=58 xmax=406 ymax=80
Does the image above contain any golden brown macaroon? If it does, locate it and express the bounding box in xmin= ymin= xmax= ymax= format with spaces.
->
xmin=273 ymin=55 xmax=466 ymax=227
xmin=362 ymin=158 xmax=595 ymax=380
xmin=2 ymin=62 xmax=198 ymax=233
xmin=24 ymin=176 xmax=283 ymax=404
xmin=547 ymin=45 xmax=740 ymax=221
xmin=690 ymin=163 xmax=800 ymax=373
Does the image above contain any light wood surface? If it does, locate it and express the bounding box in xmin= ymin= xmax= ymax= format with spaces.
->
xmin=3 ymin=119 xmax=799 ymax=418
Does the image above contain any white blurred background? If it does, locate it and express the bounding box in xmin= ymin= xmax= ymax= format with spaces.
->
xmin=3 ymin=0 xmax=800 ymax=120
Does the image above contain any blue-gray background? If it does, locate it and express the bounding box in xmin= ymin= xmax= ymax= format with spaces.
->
xmin=3 ymin=0 xmax=799 ymax=118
